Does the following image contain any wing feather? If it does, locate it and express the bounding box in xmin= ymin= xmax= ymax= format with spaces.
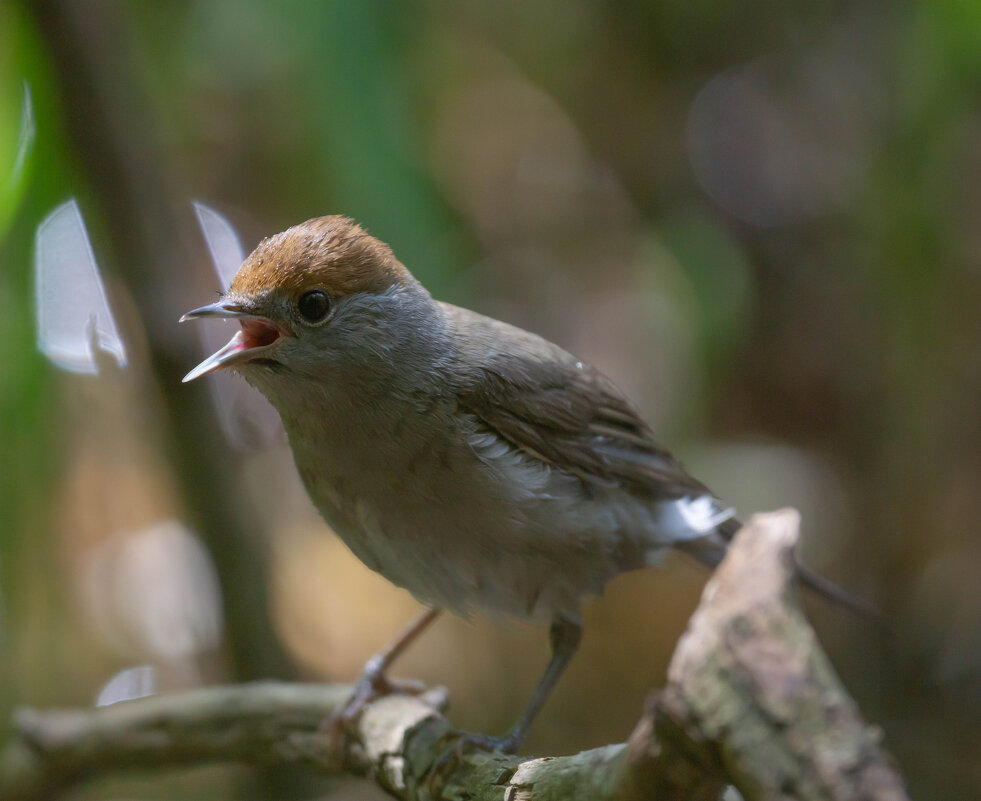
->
xmin=453 ymin=325 xmax=708 ymax=499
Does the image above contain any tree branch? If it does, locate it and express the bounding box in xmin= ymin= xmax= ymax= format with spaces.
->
xmin=0 ymin=510 xmax=911 ymax=800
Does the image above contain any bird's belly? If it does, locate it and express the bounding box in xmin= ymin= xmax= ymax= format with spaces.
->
xmin=293 ymin=443 xmax=628 ymax=622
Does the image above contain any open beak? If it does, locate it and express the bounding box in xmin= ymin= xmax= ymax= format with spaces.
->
xmin=180 ymin=299 xmax=289 ymax=383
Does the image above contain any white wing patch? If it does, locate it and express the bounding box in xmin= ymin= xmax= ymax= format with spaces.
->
xmin=466 ymin=426 xmax=554 ymax=497
xmin=659 ymin=494 xmax=736 ymax=541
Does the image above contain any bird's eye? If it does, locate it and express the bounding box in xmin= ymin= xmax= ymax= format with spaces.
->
xmin=297 ymin=289 xmax=330 ymax=323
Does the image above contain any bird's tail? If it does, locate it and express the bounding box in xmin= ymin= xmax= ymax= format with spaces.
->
xmin=678 ymin=516 xmax=888 ymax=630
xmin=792 ymin=560 xmax=889 ymax=630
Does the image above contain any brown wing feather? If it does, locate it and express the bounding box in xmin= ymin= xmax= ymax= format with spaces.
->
xmin=458 ymin=348 xmax=709 ymax=499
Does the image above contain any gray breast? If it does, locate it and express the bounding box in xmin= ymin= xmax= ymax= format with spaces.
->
xmin=291 ymin=403 xmax=636 ymax=621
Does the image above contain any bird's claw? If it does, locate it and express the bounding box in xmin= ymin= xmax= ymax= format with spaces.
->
xmin=318 ymin=677 xmax=374 ymax=765
xmin=319 ymin=669 xmax=429 ymax=764
xmin=425 ymin=730 xmax=520 ymax=784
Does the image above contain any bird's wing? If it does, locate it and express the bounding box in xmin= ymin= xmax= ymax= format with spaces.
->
xmin=449 ymin=307 xmax=708 ymax=499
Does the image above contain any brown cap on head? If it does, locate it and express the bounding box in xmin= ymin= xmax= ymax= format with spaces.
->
xmin=229 ymin=215 xmax=411 ymax=299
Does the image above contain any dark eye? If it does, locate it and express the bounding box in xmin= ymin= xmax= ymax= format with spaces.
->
xmin=297 ymin=289 xmax=330 ymax=323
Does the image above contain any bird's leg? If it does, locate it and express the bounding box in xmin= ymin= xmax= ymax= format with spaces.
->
xmin=494 ymin=615 xmax=583 ymax=752
xmin=358 ymin=606 xmax=441 ymax=695
xmin=430 ymin=614 xmax=582 ymax=773
xmin=322 ymin=607 xmax=440 ymax=743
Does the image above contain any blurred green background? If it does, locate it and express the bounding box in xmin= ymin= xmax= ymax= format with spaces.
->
xmin=2 ymin=1 xmax=980 ymax=798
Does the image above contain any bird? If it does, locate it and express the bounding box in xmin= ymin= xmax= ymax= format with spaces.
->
xmin=181 ymin=214 xmax=871 ymax=755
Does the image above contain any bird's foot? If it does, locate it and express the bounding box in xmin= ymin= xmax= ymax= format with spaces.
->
xmin=425 ymin=730 xmax=521 ymax=784
xmin=320 ymin=657 xmax=427 ymax=763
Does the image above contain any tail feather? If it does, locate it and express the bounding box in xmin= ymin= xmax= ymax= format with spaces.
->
xmin=793 ymin=561 xmax=891 ymax=633
xmin=678 ymin=518 xmax=889 ymax=632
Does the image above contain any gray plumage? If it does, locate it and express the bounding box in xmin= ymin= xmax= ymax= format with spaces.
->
xmin=240 ymin=278 xmax=732 ymax=623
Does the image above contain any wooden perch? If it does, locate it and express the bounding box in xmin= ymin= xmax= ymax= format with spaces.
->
xmin=0 ymin=510 xmax=910 ymax=800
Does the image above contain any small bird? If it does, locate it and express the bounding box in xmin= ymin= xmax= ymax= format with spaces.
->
xmin=182 ymin=215 xmax=867 ymax=754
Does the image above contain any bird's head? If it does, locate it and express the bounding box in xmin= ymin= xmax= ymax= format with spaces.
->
xmin=182 ymin=215 xmax=425 ymax=389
